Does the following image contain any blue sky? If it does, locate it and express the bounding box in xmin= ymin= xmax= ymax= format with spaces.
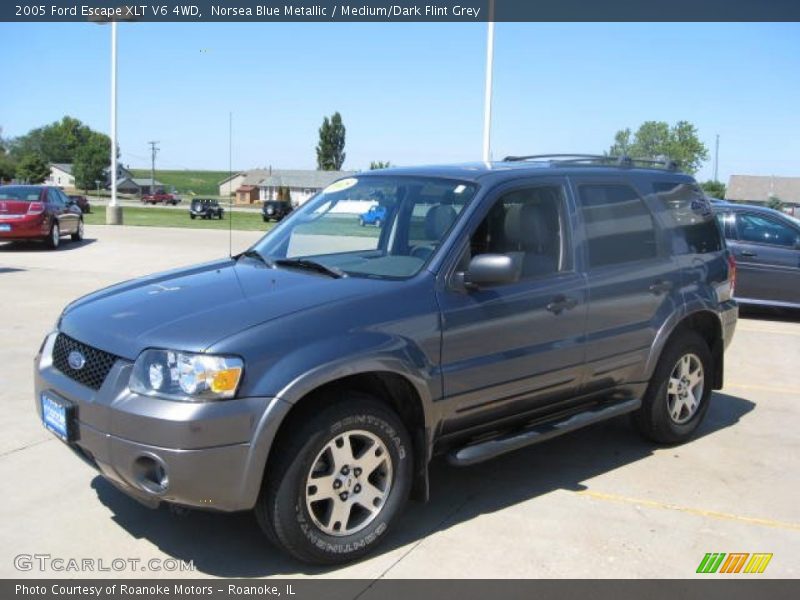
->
xmin=2 ymin=22 xmax=799 ymax=182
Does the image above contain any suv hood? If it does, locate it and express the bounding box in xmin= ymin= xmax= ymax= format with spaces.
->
xmin=58 ymin=257 xmax=376 ymax=360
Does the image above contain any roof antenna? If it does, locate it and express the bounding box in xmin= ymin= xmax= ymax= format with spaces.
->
xmin=228 ymin=111 xmax=233 ymax=258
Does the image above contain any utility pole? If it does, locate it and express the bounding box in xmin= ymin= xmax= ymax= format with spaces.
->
xmin=148 ymin=140 xmax=160 ymax=194
xmin=713 ymin=134 xmax=720 ymax=182
xmin=481 ymin=0 xmax=496 ymax=163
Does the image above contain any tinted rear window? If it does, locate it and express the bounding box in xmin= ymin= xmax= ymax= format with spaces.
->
xmin=0 ymin=187 xmax=43 ymax=201
xmin=577 ymin=184 xmax=658 ymax=268
xmin=653 ymin=182 xmax=723 ymax=254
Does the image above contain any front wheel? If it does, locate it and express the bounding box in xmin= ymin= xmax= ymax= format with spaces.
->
xmin=634 ymin=331 xmax=713 ymax=444
xmin=71 ymin=219 xmax=84 ymax=242
xmin=255 ymin=395 xmax=412 ymax=565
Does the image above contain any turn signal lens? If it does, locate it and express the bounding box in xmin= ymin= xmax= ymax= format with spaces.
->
xmin=211 ymin=367 xmax=243 ymax=393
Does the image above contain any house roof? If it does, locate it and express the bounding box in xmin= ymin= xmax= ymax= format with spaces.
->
xmin=220 ymin=168 xmax=356 ymax=189
xmin=117 ymin=177 xmax=163 ymax=187
xmin=258 ymin=170 xmax=356 ymax=189
xmin=51 ymin=163 xmax=73 ymax=175
xmin=726 ymin=175 xmax=800 ymax=203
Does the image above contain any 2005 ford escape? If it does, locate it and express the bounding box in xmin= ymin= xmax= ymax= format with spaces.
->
xmin=35 ymin=155 xmax=737 ymax=564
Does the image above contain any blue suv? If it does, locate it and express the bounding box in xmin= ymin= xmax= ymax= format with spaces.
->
xmin=359 ymin=204 xmax=387 ymax=227
xmin=35 ymin=155 xmax=737 ymax=565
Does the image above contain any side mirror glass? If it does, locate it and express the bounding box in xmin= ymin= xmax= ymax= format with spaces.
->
xmin=464 ymin=254 xmax=520 ymax=288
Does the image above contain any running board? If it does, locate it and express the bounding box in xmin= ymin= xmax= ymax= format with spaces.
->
xmin=447 ymin=398 xmax=641 ymax=467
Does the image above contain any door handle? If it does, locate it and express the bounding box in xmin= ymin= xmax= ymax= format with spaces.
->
xmin=546 ymin=295 xmax=578 ymax=314
xmin=648 ymin=280 xmax=673 ymax=295
xmin=740 ymin=250 xmax=757 ymax=257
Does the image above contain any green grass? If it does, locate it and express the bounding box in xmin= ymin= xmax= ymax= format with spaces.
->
xmin=128 ymin=169 xmax=231 ymax=196
xmin=84 ymin=206 xmax=273 ymax=231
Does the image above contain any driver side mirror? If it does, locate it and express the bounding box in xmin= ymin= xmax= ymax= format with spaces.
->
xmin=459 ymin=254 xmax=520 ymax=289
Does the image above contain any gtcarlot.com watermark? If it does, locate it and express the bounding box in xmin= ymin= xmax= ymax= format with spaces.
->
xmin=14 ymin=553 xmax=195 ymax=573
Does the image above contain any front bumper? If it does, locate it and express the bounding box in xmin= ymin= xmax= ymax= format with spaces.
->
xmin=34 ymin=332 xmax=290 ymax=512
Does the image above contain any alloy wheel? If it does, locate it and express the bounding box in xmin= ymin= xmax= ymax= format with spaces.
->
xmin=305 ymin=429 xmax=393 ymax=537
xmin=666 ymin=353 xmax=704 ymax=424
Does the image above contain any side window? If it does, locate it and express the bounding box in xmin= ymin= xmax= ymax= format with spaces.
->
xmin=653 ymin=182 xmax=723 ymax=254
xmin=466 ymin=184 xmax=569 ymax=280
xmin=47 ymin=188 xmax=62 ymax=206
xmin=736 ymin=213 xmax=800 ymax=247
xmin=577 ymin=184 xmax=657 ymax=268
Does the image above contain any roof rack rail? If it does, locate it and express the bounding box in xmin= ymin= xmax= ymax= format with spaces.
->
xmin=501 ymin=153 xmax=681 ymax=171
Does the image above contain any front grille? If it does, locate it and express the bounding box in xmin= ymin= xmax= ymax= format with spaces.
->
xmin=52 ymin=333 xmax=118 ymax=390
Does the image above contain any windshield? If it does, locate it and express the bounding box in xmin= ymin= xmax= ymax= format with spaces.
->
xmin=253 ymin=175 xmax=477 ymax=279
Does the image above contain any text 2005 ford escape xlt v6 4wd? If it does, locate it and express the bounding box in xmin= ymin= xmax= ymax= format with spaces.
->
xmin=35 ymin=156 xmax=737 ymax=564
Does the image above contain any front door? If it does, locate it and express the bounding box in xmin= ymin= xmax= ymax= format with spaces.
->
xmin=729 ymin=211 xmax=800 ymax=305
xmin=436 ymin=179 xmax=588 ymax=435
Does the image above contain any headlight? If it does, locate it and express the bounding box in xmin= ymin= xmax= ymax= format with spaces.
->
xmin=130 ymin=349 xmax=243 ymax=401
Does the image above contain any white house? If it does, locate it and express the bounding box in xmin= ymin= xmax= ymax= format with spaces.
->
xmin=219 ymin=168 xmax=356 ymax=205
xmin=45 ymin=163 xmax=75 ymax=189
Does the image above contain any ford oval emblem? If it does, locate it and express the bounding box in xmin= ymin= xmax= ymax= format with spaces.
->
xmin=67 ymin=350 xmax=86 ymax=370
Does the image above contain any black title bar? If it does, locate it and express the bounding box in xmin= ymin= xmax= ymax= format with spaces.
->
xmin=4 ymin=0 xmax=800 ymax=22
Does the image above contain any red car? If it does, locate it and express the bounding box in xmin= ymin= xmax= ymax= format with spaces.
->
xmin=141 ymin=192 xmax=181 ymax=205
xmin=0 ymin=185 xmax=84 ymax=249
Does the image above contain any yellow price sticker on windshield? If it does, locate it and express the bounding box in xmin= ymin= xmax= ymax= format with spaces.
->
xmin=324 ymin=178 xmax=358 ymax=194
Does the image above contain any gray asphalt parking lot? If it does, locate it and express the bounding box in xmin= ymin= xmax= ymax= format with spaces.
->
xmin=0 ymin=225 xmax=798 ymax=579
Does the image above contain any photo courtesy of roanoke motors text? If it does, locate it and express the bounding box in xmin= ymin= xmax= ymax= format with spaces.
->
xmin=1 ymin=0 xmax=799 ymax=598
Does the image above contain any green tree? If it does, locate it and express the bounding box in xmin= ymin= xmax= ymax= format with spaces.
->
xmin=0 ymin=132 xmax=14 ymax=181
xmin=16 ymin=153 xmax=50 ymax=184
xmin=766 ymin=195 xmax=783 ymax=211
xmin=9 ymin=116 xmax=96 ymax=163
xmin=608 ymin=120 xmax=708 ymax=174
xmin=699 ymin=180 xmax=726 ymax=199
xmin=73 ymin=133 xmax=111 ymax=191
xmin=316 ymin=112 xmax=346 ymax=171
xmin=369 ymin=161 xmax=392 ymax=170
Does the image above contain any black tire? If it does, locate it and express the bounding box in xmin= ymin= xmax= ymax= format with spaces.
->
xmin=374 ymin=219 xmax=382 ymax=228
xmin=46 ymin=222 xmax=60 ymax=250
xmin=634 ymin=331 xmax=713 ymax=444
xmin=255 ymin=394 xmax=412 ymax=565
xmin=71 ymin=219 xmax=84 ymax=242
xmin=190 ymin=214 xmax=196 ymax=220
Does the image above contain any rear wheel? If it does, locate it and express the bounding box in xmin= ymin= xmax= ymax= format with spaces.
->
xmin=255 ymin=394 xmax=412 ymax=564
xmin=46 ymin=222 xmax=60 ymax=249
xmin=634 ymin=331 xmax=713 ymax=444
xmin=190 ymin=214 xmax=196 ymax=220
xmin=71 ymin=219 xmax=84 ymax=242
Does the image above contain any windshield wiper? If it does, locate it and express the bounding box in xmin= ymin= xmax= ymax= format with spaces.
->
xmin=274 ymin=258 xmax=346 ymax=279
xmin=237 ymin=248 xmax=274 ymax=267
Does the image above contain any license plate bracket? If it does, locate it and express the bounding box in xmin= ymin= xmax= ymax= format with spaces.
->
xmin=41 ymin=392 xmax=78 ymax=442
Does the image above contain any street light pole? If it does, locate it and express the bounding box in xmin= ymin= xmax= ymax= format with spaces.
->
xmin=106 ymin=21 xmax=123 ymax=224
xmin=481 ymin=2 xmax=495 ymax=163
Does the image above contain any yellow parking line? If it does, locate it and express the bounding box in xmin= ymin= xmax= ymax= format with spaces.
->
xmin=576 ymin=490 xmax=800 ymax=532
xmin=723 ymin=382 xmax=800 ymax=395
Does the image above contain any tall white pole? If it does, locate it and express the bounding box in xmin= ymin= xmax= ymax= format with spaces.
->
xmin=110 ymin=21 xmax=118 ymax=209
xmin=481 ymin=2 xmax=495 ymax=162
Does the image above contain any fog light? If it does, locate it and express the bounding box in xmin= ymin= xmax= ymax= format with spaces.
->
xmin=133 ymin=455 xmax=169 ymax=494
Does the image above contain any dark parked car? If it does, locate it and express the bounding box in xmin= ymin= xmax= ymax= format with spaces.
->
xmin=262 ymin=199 xmax=292 ymax=222
xmin=68 ymin=194 xmax=91 ymax=214
xmin=713 ymin=202 xmax=800 ymax=308
xmin=189 ymin=198 xmax=224 ymax=220
xmin=0 ymin=185 xmax=84 ymax=249
xmin=36 ymin=156 xmax=737 ymax=564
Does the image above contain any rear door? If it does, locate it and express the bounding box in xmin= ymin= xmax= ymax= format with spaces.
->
xmin=729 ymin=211 xmax=800 ymax=305
xmin=571 ymin=177 xmax=681 ymax=392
